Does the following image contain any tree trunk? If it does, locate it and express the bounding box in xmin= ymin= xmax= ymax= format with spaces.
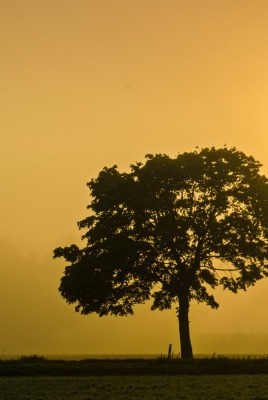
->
xmin=178 ymin=293 xmax=193 ymax=359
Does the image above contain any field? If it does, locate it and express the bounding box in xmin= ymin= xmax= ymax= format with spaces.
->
xmin=1 ymin=357 xmax=268 ymax=399
xmin=1 ymin=375 xmax=268 ymax=400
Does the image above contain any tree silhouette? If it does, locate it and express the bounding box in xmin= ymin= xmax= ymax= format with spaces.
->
xmin=54 ymin=147 xmax=268 ymax=358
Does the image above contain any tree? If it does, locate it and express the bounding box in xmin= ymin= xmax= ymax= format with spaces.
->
xmin=54 ymin=147 xmax=268 ymax=358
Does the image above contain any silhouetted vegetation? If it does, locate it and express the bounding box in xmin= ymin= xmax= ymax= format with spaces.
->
xmin=18 ymin=355 xmax=47 ymax=363
xmin=2 ymin=356 xmax=268 ymax=376
xmin=54 ymin=147 xmax=268 ymax=359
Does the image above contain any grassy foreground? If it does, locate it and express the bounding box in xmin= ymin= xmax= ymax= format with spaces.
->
xmin=1 ymin=375 xmax=268 ymax=400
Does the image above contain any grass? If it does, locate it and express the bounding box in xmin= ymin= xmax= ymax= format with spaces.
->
xmin=2 ymin=355 xmax=268 ymax=376
xmin=1 ymin=375 xmax=268 ymax=399
xmin=2 ymin=357 xmax=268 ymax=399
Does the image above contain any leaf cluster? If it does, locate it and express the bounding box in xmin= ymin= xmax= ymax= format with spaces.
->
xmin=54 ymin=147 xmax=268 ymax=315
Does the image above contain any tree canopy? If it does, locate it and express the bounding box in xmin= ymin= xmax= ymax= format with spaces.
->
xmin=54 ymin=147 xmax=268 ymax=358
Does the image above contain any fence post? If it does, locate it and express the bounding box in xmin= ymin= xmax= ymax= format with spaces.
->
xmin=168 ymin=344 xmax=172 ymax=359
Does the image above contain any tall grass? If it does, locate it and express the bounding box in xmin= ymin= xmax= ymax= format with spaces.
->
xmin=1 ymin=355 xmax=268 ymax=376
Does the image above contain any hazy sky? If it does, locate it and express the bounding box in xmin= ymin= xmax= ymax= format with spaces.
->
xmin=1 ymin=0 xmax=268 ymax=356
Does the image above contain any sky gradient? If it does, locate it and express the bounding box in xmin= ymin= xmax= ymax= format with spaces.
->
xmin=1 ymin=0 xmax=268 ymax=356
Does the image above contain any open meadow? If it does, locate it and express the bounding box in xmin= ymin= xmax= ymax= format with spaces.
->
xmin=1 ymin=375 xmax=268 ymax=400
xmin=1 ymin=357 xmax=268 ymax=399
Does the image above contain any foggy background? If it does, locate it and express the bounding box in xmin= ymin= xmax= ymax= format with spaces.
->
xmin=1 ymin=0 xmax=268 ymax=355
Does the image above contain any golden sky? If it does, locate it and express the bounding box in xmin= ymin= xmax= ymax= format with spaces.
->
xmin=1 ymin=0 xmax=268 ymax=356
